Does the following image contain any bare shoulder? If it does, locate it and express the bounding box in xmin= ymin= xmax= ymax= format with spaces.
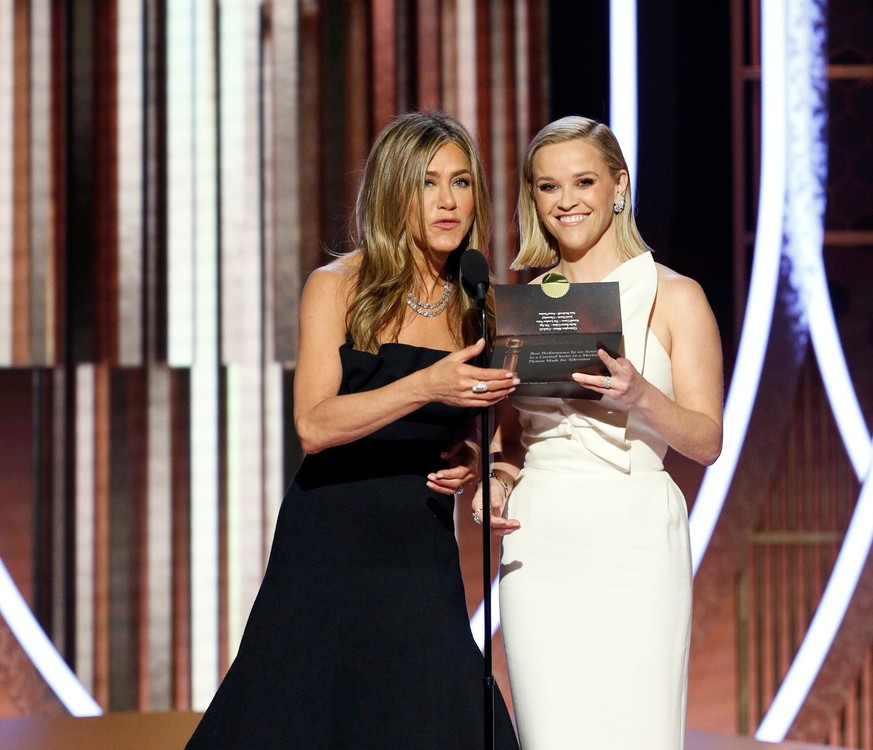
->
xmin=297 ymin=255 xmax=362 ymax=350
xmin=650 ymin=262 xmax=719 ymax=353
xmin=305 ymin=252 xmax=359 ymax=290
xmin=654 ymin=262 xmax=711 ymax=312
xmin=302 ymin=252 xmax=360 ymax=309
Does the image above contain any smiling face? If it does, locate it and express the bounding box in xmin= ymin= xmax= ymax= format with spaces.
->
xmin=530 ymin=138 xmax=627 ymax=258
xmin=408 ymin=142 xmax=476 ymax=258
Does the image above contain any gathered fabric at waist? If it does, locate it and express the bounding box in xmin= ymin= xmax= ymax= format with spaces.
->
xmin=522 ymin=431 xmax=666 ymax=476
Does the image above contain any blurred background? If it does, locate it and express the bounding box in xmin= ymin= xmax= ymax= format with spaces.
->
xmin=0 ymin=0 xmax=871 ymax=747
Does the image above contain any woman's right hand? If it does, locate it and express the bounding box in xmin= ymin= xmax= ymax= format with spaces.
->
xmin=470 ymin=473 xmax=521 ymax=536
xmin=419 ymin=338 xmax=519 ymax=407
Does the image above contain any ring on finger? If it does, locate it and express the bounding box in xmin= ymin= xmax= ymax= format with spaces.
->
xmin=472 ymin=381 xmax=489 ymax=394
xmin=604 ymin=375 xmax=612 ymax=390
xmin=472 ymin=509 xmax=482 ymax=525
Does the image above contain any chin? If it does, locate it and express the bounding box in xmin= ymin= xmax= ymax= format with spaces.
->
xmin=430 ymin=240 xmax=465 ymax=255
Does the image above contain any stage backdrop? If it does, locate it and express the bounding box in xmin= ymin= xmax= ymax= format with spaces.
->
xmin=0 ymin=1 xmax=872 ymax=747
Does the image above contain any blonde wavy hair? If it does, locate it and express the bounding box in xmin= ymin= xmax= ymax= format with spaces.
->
xmin=512 ymin=116 xmax=651 ymax=270
xmin=346 ymin=111 xmax=491 ymax=353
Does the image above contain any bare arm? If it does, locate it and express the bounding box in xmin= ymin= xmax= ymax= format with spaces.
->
xmin=470 ymin=399 xmax=523 ymax=535
xmin=293 ymin=263 xmax=519 ymax=455
xmin=490 ymin=398 xmax=526 ymax=484
xmin=573 ymin=272 xmax=724 ymax=465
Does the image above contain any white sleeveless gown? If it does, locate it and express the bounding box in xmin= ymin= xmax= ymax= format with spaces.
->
xmin=499 ymin=252 xmax=691 ymax=749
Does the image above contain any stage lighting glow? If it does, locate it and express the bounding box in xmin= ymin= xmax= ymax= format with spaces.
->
xmin=0 ymin=559 xmax=102 ymax=716
xmin=755 ymin=0 xmax=873 ymax=740
xmin=808 ymin=275 xmax=871 ymax=479
xmin=777 ymin=0 xmax=869 ymax=479
xmin=688 ymin=0 xmax=788 ymax=575
xmin=756 ymin=459 xmax=873 ymax=741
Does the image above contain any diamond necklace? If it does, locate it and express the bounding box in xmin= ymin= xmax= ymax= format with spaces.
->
xmin=406 ymin=278 xmax=453 ymax=318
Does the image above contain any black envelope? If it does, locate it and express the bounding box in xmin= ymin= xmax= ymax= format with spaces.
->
xmin=491 ymin=279 xmax=622 ymax=399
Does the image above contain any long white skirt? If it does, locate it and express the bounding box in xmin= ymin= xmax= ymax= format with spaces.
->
xmin=499 ymin=467 xmax=692 ymax=750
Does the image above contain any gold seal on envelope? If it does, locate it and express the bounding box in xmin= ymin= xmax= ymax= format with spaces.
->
xmin=541 ymin=272 xmax=570 ymax=299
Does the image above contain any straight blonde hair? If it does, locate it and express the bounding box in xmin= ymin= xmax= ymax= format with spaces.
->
xmin=512 ymin=116 xmax=651 ymax=270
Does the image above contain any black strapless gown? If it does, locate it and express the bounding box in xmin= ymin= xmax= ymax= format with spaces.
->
xmin=186 ymin=342 xmax=519 ymax=749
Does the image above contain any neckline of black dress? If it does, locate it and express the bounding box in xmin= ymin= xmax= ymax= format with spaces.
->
xmin=343 ymin=338 xmax=451 ymax=356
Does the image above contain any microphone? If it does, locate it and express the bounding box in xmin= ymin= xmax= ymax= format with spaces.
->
xmin=460 ymin=248 xmax=490 ymax=306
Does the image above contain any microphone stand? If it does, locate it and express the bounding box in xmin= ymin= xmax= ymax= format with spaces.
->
xmin=459 ymin=247 xmax=497 ymax=749
xmin=474 ymin=298 xmax=495 ymax=750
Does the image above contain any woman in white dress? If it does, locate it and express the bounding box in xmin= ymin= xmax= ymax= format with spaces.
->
xmin=474 ymin=116 xmax=724 ymax=749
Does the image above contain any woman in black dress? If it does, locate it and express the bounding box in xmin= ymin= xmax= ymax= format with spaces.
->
xmin=186 ymin=111 xmax=520 ymax=749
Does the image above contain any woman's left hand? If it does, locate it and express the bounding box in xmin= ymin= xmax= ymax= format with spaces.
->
xmin=426 ymin=440 xmax=480 ymax=496
xmin=571 ymin=348 xmax=646 ymax=403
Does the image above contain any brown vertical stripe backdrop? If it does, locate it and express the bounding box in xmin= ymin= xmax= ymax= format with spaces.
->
xmin=0 ymin=0 xmax=545 ymax=717
xmin=1 ymin=2 xmax=873 ymax=749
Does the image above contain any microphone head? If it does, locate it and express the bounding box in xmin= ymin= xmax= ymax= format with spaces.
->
xmin=460 ymin=248 xmax=490 ymax=302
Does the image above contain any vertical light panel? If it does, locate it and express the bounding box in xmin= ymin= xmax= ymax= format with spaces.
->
xmin=28 ymin=0 xmax=52 ymax=364
xmin=191 ymin=0 xmax=221 ymax=707
xmin=456 ymin=0 xmax=477 ymax=134
xmin=168 ymin=0 xmax=221 ymax=707
xmin=117 ymin=0 xmax=144 ymax=365
xmin=609 ymin=0 xmax=638 ymax=194
xmin=90 ymin=365 xmax=110 ymax=708
xmin=139 ymin=5 xmax=170 ymax=692
xmin=51 ymin=369 xmax=67 ymax=648
xmin=259 ymin=13 xmax=285 ymax=539
xmin=219 ymin=0 xmax=261 ymax=367
xmin=488 ymin=0 xmax=509 ymax=275
xmin=146 ymin=366 xmax=173 ymax=709
xmin=513 ymin=0 xmax=529 ymax=157
xmin=10 ymin=1 xmax=29 ymax=365
xmin=75 ymin=365 xmax=96 ymax=696
xmin=225 ymin=364 xmax=264 ymax=651
xmin=260 ymin=4 xmax=288 ymax=532
xmin=270 ymin=0 xmax=301 ymax=364
xmin=262 ymin=364 xmax=284 ymax=548
xmin=0 ymin=0 xmax=12 ymax=361
xmin=220 ymin=0 xmax=266 ymax=654
xmin=167 ymin=1 xmax=196 ymax=366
